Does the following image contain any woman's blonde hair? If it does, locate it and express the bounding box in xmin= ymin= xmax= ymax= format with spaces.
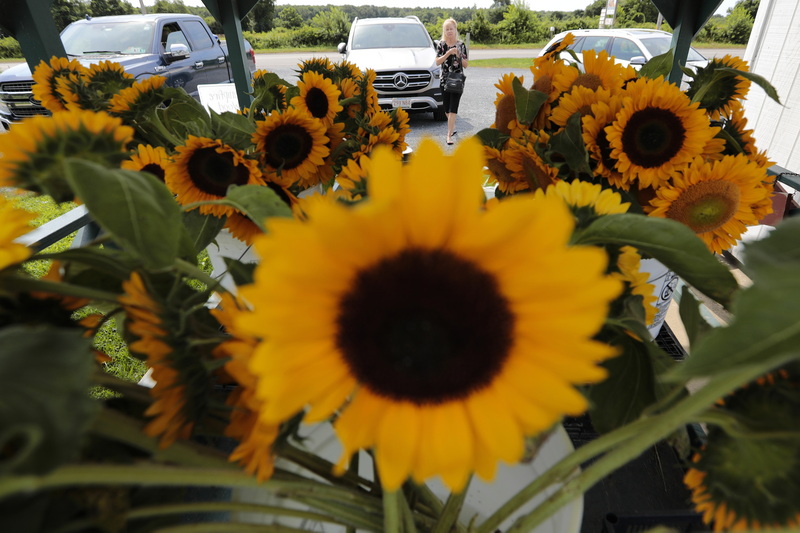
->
xmin=440 ymin=18 xmax=459 ymax=43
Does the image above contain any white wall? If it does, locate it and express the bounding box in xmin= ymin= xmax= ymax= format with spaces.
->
xmin=742 ymin=0 xmax=800 ymax=172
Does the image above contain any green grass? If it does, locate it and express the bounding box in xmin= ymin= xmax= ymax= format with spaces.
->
xmin=470 ymin=57 xmax=538 ymax=68
xmin=4 ymin=190 xmax=148 ymax=390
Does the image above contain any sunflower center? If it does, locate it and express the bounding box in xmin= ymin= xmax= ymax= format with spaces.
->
xmin=142 ymin=163 xmax=166 ymax=182
xmin=596 ymin=128 xmax=616 ymax=171
xmin=305 ymin=87 xmax=330 ymax=119
xmin=532 ymin=74 xmax=553 ymax=95
xmin=263 ymin=124 xmax=313 ymax=171
xmin=666 ymin=180 xmax=740 ymax=234
xmin=335 ymin=248 xmax=514 ymax=405
xmin=187 ymin=147 xmax=251 ymax=196
xmin=622 ymin=108 xmax=686 ymax=168
xmin=572 ymin=73 xmax=602 ymax=91
xmin=495 ymin=94 xmax=517 ymax=135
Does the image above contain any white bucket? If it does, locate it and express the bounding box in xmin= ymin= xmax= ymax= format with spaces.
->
xmin=639 ymin=258 xmax=679 ymax=338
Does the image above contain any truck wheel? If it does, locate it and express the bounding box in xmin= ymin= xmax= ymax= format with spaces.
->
xmin=433 ymin=106 xmax=447 ymax=121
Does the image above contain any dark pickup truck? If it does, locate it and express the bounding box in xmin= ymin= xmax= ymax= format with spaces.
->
xmin=0 ymin=13 xmax=256 ymax=130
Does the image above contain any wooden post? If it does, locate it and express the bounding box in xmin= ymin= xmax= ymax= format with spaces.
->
xmin=650 ymin=0 xmax=723 ymax=86
xmin=0 ymin=0 xmax=66 ymax=71
xmin=201 ymin=0 xmax=259 ymax=111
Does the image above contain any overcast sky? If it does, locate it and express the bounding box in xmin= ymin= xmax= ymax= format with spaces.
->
xmin=135 ymin=0 xmax=739 ymax=16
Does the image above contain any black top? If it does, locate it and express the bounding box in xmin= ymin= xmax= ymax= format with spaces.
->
xmin=436 ymin=40 xmax=468 ymax=81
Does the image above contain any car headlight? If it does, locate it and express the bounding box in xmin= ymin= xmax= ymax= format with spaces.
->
xmin=433 ymin=66 xmax=441 ymax=77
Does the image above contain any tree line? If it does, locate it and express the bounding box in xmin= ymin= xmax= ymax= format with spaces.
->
xmin=0 ymin=0 xmax=759 ymax=59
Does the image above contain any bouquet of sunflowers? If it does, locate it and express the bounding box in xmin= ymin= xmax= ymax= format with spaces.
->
xmin=0 ymin=36 xmax=798 ymax=533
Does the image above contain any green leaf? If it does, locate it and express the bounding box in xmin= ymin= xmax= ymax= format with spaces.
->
xmin=64 ymin=160 xmax=185 ymax=270
xmin=512 ymin=77 xmax=548 ymax=126
xmin=224 ymin=184 xmax=294 ymax=231
xmin=157 ymin=90 xmax=213 ymax=139
xmin=223 ymin=257 xmax=257 ymax=287
xmin=40 ymin=247 xmax=140 ymax=279
xmin=588 ymin=329 xmax=679 ymax=434
xmin=638 ymin=49 xmax=674 ymax=80
xmin=475 ymin=127 xmax=509 ymax=149
xmin=0 ymin=326 xmax=98 ymax=475
xmin=546 ymin=112 xmax=592 ymax=176
xmin=669 ymin=219 xmax=800 ymax=379
xmin=717 ymin=66 xmax=782 ymax=105
xmin=678 ymin=289 xmax=713 ymax=350
xmin=576 ymin=213 xmax=738 ymax=308
xmin=209 ymin=111 xmax=257 ymax=151
xmin=738 ymin=217 xmax=800 ymax=284
xmin=181 ymin=209 xmax=227 ymax=257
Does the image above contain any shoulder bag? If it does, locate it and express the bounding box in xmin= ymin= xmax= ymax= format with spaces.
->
xmin=444 ymin=71 xmax=465 ymax=94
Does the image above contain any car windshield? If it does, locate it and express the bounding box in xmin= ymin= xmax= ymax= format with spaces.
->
xmin=639 ymin=36 xmax=706 ymax=62
xmin=352 ymin=23 xmax=430 ymax=49
xmin=62 ymin=21 xmax=155 ymax=55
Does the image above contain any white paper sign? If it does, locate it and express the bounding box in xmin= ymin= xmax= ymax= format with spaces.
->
xmin=197 ymin=83 xmax=240 ymax=114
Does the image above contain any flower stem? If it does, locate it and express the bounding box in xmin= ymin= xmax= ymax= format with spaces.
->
xmin=383 ymin=490 xmax=402 ymax=533
xmin=485 ymin=351 xmax=798 ymax=533
xmin=173 ymin=257 xmax=223 ymax=291
xmin=123 ymin=500 xmax=359 ymax=527
xmin=490 ymin=354 xmax=793 ymax=533
xmin=431 ymin=476 xmax=471 ymax=533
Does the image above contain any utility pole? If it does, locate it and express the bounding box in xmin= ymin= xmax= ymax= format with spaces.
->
xmin=138 ymin=0 xmax=147 ymax=15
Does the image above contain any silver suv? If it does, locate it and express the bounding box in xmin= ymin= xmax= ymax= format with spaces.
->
xmin=338 ymin=16 xmax=445 ymax=121
xmin=539 ymin=28 xmax=708 ymax=85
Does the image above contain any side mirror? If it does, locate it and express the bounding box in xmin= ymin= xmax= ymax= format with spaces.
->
xmin=164 ymin=43 xmax=190 ymax=62
xmin=337 ymin=42 xmax=347 ymax=54
xmin=630 ymin=55 xmax=647 ymax=67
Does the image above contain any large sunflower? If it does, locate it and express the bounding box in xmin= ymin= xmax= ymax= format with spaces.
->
xmin=252 ymin=108 xmax=330 ymax=188
xmin=290 ymin=70 xmax=343 ymax=126
xmin=0 ymin=197 xmax=35 ymax=270
xmin=0 ymin=109 xmax=134 ymax=201
xmin=31 ymin=57 xmax=88 ymax=113
xmin=165 ymin=136 xmax=264 ymax=218
xmin=606 ymin=76 xmax=719 ymax=189
xmin=646 ymin=154 xmax=770 ymax=254
xmin=236 ymin=138 xmax=621 ymax=492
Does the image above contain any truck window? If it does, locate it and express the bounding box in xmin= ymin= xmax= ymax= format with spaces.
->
xmin=182 ymin=20 xmax=215 ymax=50
xmin=162 ymin=23 xmax=191 ymax=52
xmin=62 ymin=21 xmax=154 ymax=55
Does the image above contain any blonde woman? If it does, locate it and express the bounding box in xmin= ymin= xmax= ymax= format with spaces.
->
xmin=435 ymin=18 xmax=469 ymax=145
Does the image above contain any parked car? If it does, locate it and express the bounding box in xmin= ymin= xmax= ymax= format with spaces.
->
xmin=0 ymin=13 xmax=257 ymax=130
xmin=338 ymin=16 xmax=446 ymax=121
xmin=539 ymin=28 xmax=708 ymax=86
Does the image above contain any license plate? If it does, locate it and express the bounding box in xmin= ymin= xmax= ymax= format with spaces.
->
xmin=392 ymin=98 xmax=412 ymax=108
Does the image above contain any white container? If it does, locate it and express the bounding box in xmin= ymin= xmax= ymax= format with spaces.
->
xmin=233 ymin=422 xmax=582 ymax=532
xmin=639 ymin=258 xmax=679 ymax=338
